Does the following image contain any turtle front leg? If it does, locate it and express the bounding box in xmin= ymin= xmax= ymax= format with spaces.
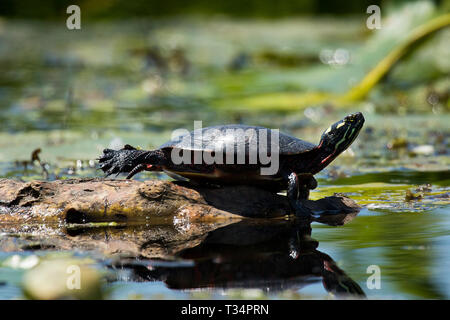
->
xmin=284 ymin=171 xmax=313 ymax=217
xmin=297 ymin=173 xmax=318 ymax=200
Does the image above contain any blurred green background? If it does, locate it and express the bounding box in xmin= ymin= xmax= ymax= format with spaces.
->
xmin=1 ymin=0 xmax=387 ymax=18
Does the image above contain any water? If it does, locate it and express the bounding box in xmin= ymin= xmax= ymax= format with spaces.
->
xmin=0 ymin=16 xmax=448 ymax=299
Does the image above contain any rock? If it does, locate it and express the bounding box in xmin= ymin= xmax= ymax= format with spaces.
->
xmin=410 ymin=145 xmax=435 ymax=156
xmin=22 ymin=257 xmax=103 ymax=300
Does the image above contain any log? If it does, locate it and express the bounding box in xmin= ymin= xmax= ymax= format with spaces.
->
xmin=0 ymin=178 xmax=360 ymax=226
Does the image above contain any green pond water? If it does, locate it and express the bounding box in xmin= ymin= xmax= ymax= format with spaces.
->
xmin=0 ymin=6 xmax=449 ymax=300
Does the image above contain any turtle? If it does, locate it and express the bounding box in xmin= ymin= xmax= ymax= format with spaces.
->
xmin=98 ymin=112 xmax=365 ymax=216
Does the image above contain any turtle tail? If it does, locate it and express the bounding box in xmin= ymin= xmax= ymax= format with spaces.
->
xmin=98 ymin=144 xmax=154 ymax=177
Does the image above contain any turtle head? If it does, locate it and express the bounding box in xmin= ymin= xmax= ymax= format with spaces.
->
xmin=318 ymin=112 xmax=365 ymax=164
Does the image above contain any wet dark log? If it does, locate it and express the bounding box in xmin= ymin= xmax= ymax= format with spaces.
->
xmin=0 ymin=178 xmax=360 ymax=225
xmin=0 ymin=216 xmax=365 ymax=298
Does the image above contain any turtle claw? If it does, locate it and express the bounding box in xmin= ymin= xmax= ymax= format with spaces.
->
xmin=126 ymin=164 xmax=145 ymax=179
xmin=98 ymin=150 xmax=114 ymax=166
xmin=98 ymin=146 xmax=162 ymax=179
xmin=105 ymin=166 xmax=118 ymax=177
xmin=98 ymin=158 xmax=115 ymax=174
xmin=102 ymin=163 xmax=121 ymax=178
xmin=98 ymin=159 xmax=111 ymax=169
xmin=98 ymin=147 xmax=133 ymax=177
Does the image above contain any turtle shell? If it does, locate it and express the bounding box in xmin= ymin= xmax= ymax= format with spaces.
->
xmin=159 ymin=124 xmax=316 ymax=156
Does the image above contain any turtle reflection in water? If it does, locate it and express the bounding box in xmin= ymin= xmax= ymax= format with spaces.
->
xmin=99 ymin=112 xmax=365 ymax=216
xmin=111 ymin=215 xmax=365 ymax=298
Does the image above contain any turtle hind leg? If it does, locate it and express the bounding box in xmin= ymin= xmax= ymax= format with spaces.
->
xmin=98 ymin=146 xmax=141 ymax=177
xmin=98 ymin=146 xmax=165 ymax=178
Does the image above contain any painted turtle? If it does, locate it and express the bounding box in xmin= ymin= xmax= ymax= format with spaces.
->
xmin=98 ymin=112 xmax=364 ymax=216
